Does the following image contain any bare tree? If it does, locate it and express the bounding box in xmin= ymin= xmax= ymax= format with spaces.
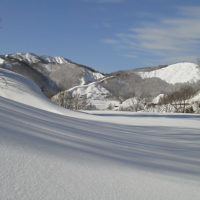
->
xmin=107 ymin=103 xmax=115 ymax=110
xmin=51 ymin=91 xmax=92 ymax=110
xmin=119 ymin=97 xmax=144 ymax=112
xmin=164 ymin=85 xmax=196 ymax=113
xmin=129 ymin=97 xmax=142 ymax=112
xmin=51 ymin=91 xmax=73 ymax=109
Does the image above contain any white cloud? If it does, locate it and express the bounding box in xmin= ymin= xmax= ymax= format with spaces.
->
xmin=104 ymin=6 xmax=200 ymax=64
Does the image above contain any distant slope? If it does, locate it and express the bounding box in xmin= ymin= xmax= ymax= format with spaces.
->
xmin=52 ymin=77 xmax=120 ymax=110
xmin=8 ymin=52 xmax=72 ymax=64
xmin=1 ymin=53 xmax=200 ymax=105
xmin=106 ymin=62 xmax=200 ymax=100
xmin=138 ymin=62 xmax=200 ymax=84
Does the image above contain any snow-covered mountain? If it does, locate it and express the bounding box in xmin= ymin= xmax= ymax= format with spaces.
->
xmin=1 ymin=60 xmax=200 ymax=200
xmin=1 ymin=53 xmax=200 ymax=111
xmin=7 ymin=52 xmax=72 ymax=64
xmin=0 ymin=53 xmax=104 ymax=97
xmin=138 ymin=62 xmax=200 ymax=84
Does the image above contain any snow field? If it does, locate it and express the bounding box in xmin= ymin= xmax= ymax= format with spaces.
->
xmin=1 ymin=97 xmax=200 ymax=200
xmin=0 ymin=67 xmax=200 ymax=199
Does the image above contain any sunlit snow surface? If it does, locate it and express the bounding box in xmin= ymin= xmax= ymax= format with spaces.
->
xmin=138 ymin=62 xmax=200 ymax=84
xmin=1 ymin=68 xmax=200 ymax=200
xmin=81 ymin=69 xmax=105 ymax=85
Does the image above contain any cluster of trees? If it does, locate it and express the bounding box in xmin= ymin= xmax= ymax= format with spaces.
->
xmin=145 ymin=85 xmax=200 ymax=113
xmin=118 ymin=97 xmax=145 ymax=112
xmin=105 ymin=84 xmax=200 ymax=114
xmin=51 ymin=91 xmax=95 ymax=111
xmin=106 ymin=103 xmax=116 ymax=110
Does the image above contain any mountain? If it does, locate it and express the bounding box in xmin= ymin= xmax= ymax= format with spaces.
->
xmin=104 ymin=62 xmax=200 ymax=102
xmin=7 ymin=52 xmax=72 ymax=64
xmin=1 ymin=52 xmax=200 ymax=111
xmin=137 ymin=62 xmax=200 ymax=84
xmin=0 ymin=53 xmax=104 ymax=97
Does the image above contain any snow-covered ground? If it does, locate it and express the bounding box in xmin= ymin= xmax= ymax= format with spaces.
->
xmin=138 ymin=62 xmax=200 ymax=84
xmin=1 ymin=68 xmax=200 ymax=200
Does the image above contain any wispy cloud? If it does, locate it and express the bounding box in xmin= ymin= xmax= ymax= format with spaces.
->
xmin=123 ymin=54 xmax=137 ymax=58
xmin=103 ymin=6 xmax=200 ymax=64
xmin=102 ymin=39 xmax=118 ymax=44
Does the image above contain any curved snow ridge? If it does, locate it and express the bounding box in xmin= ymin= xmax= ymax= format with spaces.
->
xmin=81 ymin=69 xmax=105 ymax=85
xmin=0 ymin=68 xmax=79 ymax=117
xmin=0 ymin=58 xmax=5 ymax=65
xmin=8 ymin=53 xmax=72 ymax=64
xmin=138 ymin=62 xmax=200 ymax=84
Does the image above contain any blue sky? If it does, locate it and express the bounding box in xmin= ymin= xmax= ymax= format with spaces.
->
xmin=1 ymin=0 xmax=200 ymax=73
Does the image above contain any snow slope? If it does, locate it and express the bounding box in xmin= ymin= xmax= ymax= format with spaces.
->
xmin=1 ymin=68 xmax=200 ymax=199
xmin=53 ymin=77 xmax=120 ymax=110
xmin=0 ymin=57 xmax=5 ymax=65
xmin=0 ymin=68 xmax=82 ymax=117
xmin=81 ymin=69 xmax=104 ymax=85
xmin=138 ymin=62 xmax=200 ymax=84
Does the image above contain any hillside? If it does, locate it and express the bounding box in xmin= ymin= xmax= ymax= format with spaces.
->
xmin=0 ymin=53 xmax=104 ymax=97
xmin=51 ymin=76 xmax=120 ymax=110
xmin=107 ymin=62 xmax=200 ymax=100
xmin=1 ymin=53 xmax=200 ymax=111
xmin=137 ymin=62 xmax=200 ymax=84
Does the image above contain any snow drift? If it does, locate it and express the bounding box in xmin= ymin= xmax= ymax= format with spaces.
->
xmin=0 ymin=65 xmax=200 ymax=200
